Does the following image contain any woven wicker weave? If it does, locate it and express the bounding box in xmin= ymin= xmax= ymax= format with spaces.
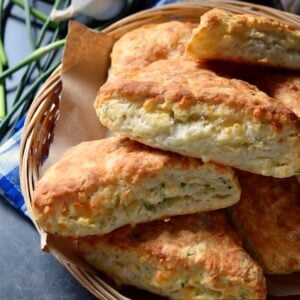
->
xmin=19 ymin=1 xmax=300 ymax=299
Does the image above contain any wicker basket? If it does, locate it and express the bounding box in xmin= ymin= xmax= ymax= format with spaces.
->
xmin=19 ymin=1 xmax=300 ymax=299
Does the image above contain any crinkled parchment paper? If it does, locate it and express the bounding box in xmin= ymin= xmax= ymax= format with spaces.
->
xmin=36 ymin=21 xmax=300 ymax=298
xmin=42 ymin=21 xmax=114 ymax=172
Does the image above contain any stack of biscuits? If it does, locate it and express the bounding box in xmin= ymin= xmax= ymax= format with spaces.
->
xmin=33 ymin=9 xmax=300 ymax=300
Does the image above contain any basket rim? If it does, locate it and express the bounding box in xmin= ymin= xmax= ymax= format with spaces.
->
xmin=108 ymin=1 xmax=300 ymax=27
xmin=19 ymin=1 xmax=300 ymax=299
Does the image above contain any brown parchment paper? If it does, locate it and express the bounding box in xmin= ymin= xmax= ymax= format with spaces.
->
xmin=37 ymin=21 xmax=300 ymax=298
xmin=41 ymin=21 xmax=114 ymax=173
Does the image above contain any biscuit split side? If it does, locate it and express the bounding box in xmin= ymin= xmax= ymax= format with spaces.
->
xmin=96 ymin=58 xmax=300 ymax=178
xmin=77 ymin=212 xmax=266 ymax=300
xmin=228 ymin=173 xmax=300 ymax=274
xmin=259 ymin=72 xmax=300 ymax=118
xmin=33 ymin=137 xmax=240 ymax=237
xmin=186 ymin=8 xmax=300 ymax=70
xmin=201 ymin=61 xmax=300 ymax=118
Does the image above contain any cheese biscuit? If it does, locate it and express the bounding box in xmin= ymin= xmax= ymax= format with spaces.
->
xmin=33 ymin=137 xmax=240 ymax=237
xmin=96 ymin=58 xmax=300 ymax=178
xmin=77 ymin=212 xmax=266 ymax=299
xmin=186 ymin=8 xmax=300 ymax=70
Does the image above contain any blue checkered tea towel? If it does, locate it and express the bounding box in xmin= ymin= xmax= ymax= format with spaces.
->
xmin=0 ymin=125 xmax=28 ymax=217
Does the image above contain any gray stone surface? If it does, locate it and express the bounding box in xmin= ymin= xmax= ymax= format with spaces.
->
xmin=0 ymin=198 xmax=96 ymax=300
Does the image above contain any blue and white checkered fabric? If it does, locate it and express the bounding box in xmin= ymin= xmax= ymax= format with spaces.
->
xmin=0 ymin=0 xmax=183 ymax=219
xmin=0 ymin=126 xmax=28 ymax=217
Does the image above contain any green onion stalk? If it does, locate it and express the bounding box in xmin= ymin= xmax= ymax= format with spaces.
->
xmin=41 ymin=28 xmax=61 ymax=71
xmin=1 ymin=0 xmax=69 ymax=140
xmin=12 ymin=0 xmax=58 ymax=29
xmin=0 ymin=63 xmax=5 ymax=120
xmin=0 ymin=39 xmax=65 ymax=80
xmin=24 ymin=0 xmax=45 ymax=73
xmin=24 ymin=0 xmax=36 ymax=51
xmin=0 ymin=0 xmax=7 ymax=119
xmin=0 ymin=39 xmax=64 ymax=128
xmin=0 ymin=61 xmax=60 ymax=139
xmin=12 ymin=0 xmax=63 ymax=105
xmin=0 ymin=3 xmax=66 ymax=81
xmin=0 ymin=39 xmax=6 ymax=67
xmin=0 ymin=0 xmax=7 ymax=66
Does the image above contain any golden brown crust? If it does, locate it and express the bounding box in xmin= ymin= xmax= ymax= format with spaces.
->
xmin=197 ymin=8 xmax=298 ymax=37
xmin=33 ymin=136 xmax=209 ymax=213
xmin=82 ymin=212 xmax=241 ymax=261
xmin=78 ymin=212 xmax=266 ymax=299
xmin=97 ymin=58 xmax=299 ymax=130
xmin=228 ymin=172 xmax=300 ymax=274
xmin=186 ymin=8 xmax=300 ymax=70
xmin=110 ymin=21 xmax=196 ymax=78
